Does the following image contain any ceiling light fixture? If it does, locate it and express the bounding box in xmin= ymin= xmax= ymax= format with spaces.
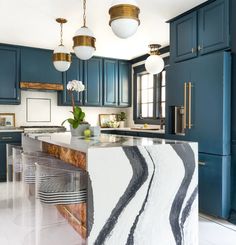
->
xmin=109 ymin=0 xmax=140 ymax=39
xmin=145 ymin=44 xmax=164 ymax=75
xmin=73 ymin=0 xmax=96 ymax=60
xmin=53 ymin=18 xmax=71 ymax=72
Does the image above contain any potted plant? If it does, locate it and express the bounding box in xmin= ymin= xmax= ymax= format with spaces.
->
xmin=62 ymin=80 xmax=89 ymax=136
xmin=117 ymin=112 xmax=127 ymax=128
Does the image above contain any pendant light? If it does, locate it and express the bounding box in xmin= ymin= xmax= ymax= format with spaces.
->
xmin=73 ymin=0 xmax=96 ymax=60
xmin=109 ymin=0 xmax=140 ymax=39
xmin=53 ymin=18 xmax=71 ymax=72
xmin=145 ymin=44 xmax=164 ymax=75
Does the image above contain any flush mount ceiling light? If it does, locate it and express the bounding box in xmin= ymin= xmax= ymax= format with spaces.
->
xmin=53 ymin=18 xmax=71 ymax=72
xmin=109 ymin=0 xmax=140 ymax=39
xmin=145 ymin=44 xmax=164 ymax=75
xmin=73 ymin=0 xmax=96 ymax=60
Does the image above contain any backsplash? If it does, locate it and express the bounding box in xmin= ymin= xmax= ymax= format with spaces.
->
xmin=0 ymin=91 xmax=129 ymax=129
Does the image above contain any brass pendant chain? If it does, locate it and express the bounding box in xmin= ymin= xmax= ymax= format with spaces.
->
xmin=60 ymin=22 xmax=63 ymax=46
xmin=83 ymin=0 xmax=87 ymax=27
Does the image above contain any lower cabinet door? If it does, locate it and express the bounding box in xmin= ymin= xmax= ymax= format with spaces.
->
xmin=199 ymin=153 xmax=231 ymax=219
xmin=0 ymin=143 xmax=7 ymax=181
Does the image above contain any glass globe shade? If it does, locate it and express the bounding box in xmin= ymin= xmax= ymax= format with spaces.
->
xmin=145 ymin=55 xmax=165 ymax=75
xmin=53 ymin=45 xmax=71 ymax=72
xmin=73 ymin=26 xmax=95 ymax=60
xmin=111 ymin=19 xmax=139 ymax=39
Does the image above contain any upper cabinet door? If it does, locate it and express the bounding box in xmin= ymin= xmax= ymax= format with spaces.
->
xmin=198 ymin=0 xmax=229 ymax=55
xmin=21 ymin=47 xmax=63 ymax=84
xmin=58 ymin=55 xmax=83 ymax=106
xmin=84 ymin=57 xmax=103 ymax=106
xmin=0 ymin=46 xmax=20 ymax=104
xmin=118 ymin=61 xmax=131 ymax=107
xmin=170 ymin=11 xmax=197 ymax=62
xmin=103 ymin=59 xmax=118 ymax=106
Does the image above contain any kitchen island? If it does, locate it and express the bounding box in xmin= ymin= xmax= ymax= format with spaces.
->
xmin=22 ymin=132 xmax=198 ymax=245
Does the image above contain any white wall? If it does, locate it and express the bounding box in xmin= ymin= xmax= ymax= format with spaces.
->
xmin=0 ymin=91 xmax=129 ymax=129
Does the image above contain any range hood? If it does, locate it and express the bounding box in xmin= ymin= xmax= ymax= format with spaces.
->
xmin=20 ymin=82 xmax=63 ymax=91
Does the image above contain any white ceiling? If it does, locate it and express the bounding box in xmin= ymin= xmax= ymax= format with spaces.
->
xmin=0 ymin=0 xmax=206 ymax=59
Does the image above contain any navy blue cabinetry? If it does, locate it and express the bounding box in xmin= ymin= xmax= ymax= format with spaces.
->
xmin=21 ymin=47 xmax=63 ymax=84
xmin=0 ymin=132 xmax=21 ymax=182
xmin=58 ymin=55 xmax=83 ymax=106
xmin=84 ymin=57 xmax=103 ymax=106
xmin=118 ymin=61 xmax=131 ymax=107
xmin=199 ymin=153 xmax=231 ymax=218
xmin=0 ymin=45 xmax=20 ymax=104
xmin=170 ymin=12 xmax=197 ymax=62
xmin=170 ymin=0 xmax=230 ymax=62
xmin=103 ymin=59 xmax=118 ymax=106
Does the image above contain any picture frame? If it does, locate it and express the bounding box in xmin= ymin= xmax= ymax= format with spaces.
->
xmin=0 ymin=113 xmax=15 ymax=127
xmin=99 ymin=114 xmax=118 ymax=128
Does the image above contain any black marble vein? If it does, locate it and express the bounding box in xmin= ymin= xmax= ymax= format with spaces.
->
xmin=169 ymin=144 xmax=196 ymax=245
xmin=126 ymin=147 xmax=156 ymax=245
xmin=94 ymin=146 xmax=148 ymax=245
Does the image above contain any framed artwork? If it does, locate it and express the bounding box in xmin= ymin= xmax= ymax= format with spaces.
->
xmin=0 ymin=113 xmax=15 ymax=127
xmin=99 ymin=114 xmax=118 ymax=128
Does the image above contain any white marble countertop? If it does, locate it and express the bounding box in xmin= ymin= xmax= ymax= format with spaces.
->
xmin=26 ymin=132 xmax=190 ymax=153
xmin=0 ymin=127 xmax=23 ymax=133
xmin=101 ymin=127 xmax=165 ymax=134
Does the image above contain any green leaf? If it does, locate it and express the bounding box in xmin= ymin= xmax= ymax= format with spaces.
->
xmin=80 ymin=112 xmax=85 ymax=121
xmin=73 ymin=121 xmax=79 ymax=129
xmin=68 ymin=118 xmax=75 ymax=125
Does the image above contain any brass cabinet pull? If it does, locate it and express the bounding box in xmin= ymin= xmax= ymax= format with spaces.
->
xmin=184 ymin=82 xmax=187 ymax=129
xmin=198 ymin=161 xmax=206 ymax=166
xmin=191 ymin=48 xmax=197 ymax=53
xmin=1 ymin=136 xmax=13 ymax=140
xmin=188 ymin=82 xmax=192 ymax=129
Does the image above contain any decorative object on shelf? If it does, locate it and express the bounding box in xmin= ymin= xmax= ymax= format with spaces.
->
xmin=89 ymin=126 xmax=101 ymax=136
xmin=117 ymin=111 xmax=127 ymax=128
xmin=73 ymin=0 xmax=96 ymax=60
xmin=0 ymin=113 xmax=15 ymax=127
xmin=109 ymin=0 xmax=140 ymax=39
xmin=62 ymin=80 xmax=89 ymax=136
xmin=145 ymin=44 xmax=164 ymax=75
xmin=99 ymin=114 xmax=120 ymax=128
xmin=53 ymin=18 xmax=71 ymax=72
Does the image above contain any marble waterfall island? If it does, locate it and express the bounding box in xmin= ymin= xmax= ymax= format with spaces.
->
xmin=23 ymin=133 xmax=198 ymax=245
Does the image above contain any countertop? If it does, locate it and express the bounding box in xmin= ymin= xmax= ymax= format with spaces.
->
xmin=101 ymin=127 xmax=165 ymax=134
xmin=0 ymin=127 xmax=23 ymax=133
xmin=26 ymin=132 xmax=190 ymax=153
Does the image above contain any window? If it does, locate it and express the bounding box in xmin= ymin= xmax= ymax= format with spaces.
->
xmin=133 ymin=61 xmax=168 ymax=125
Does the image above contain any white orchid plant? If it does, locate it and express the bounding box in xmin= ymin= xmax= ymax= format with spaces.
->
xmin=62 ymin=80 xmax=86 ymax=129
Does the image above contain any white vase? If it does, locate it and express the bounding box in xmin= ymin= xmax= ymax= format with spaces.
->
xmin=70 ymin=124 xmax=90 ymax=137
xmin=119 ymin=121 xmax=125 ymax=128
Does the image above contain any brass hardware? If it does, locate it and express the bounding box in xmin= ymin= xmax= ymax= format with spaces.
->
xmin=191 ymin=48 xmax=196 ymax=53
xmin=109 ymin=4 xmax=140 ymax=25
xmin=188 ymin=82 xmax=192 ymax=129
xmin=53 ymin=53 xmax=71 ymax=62
xmin=56 ymin=18 xmax=67 ymax=24
xmin=184 ymin=82 xmax=187 ymax=129
xmin=73 ymin=35 xmax=96 ymax=49
xmin=198 ymin=161 xmax=206 ymax=166
xmin=198 ymin=45 xmax=202 ymax=51
xmin=149 ymin=44 xmax=161 ymax=55
xmin=1 ymin=137 xmax=13 ymax=140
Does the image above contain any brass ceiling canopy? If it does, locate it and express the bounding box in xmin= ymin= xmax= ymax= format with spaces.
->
xmin=149 ymin=44 xmax=161 ymax=55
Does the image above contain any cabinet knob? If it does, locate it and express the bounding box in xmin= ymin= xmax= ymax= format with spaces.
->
xmin=198 ymin=45 xmax=202 ymax=51
xmin=191 ymin=48 xmax=197 ymax=53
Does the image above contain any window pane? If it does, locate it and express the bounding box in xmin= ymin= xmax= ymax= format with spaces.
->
xmin=148 ymin=103 xmax=153 ymax=117
xmin=148 ymin=88 xmax=153 ymax=103
xmin=141 ymin=103 xmax=148 ymax=117
xmin=148 ymin=75 xmax=153 ymax=88
xmin=141 ymin=89 xmax=148 ymax=103
xmin=161 ymin=86 xmax=166 ymax=102
xmin=142 ymin=75 xmax=149 ymax=89
xmin=162 ymin=70 xmax=166 ymax=86
xmin=161 ymin=102 xmax=166 ymax=118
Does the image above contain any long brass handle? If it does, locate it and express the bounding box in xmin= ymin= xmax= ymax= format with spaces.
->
xmin=188 ymin=82 xmax=192 ymax=129
xmin=1 ymin=136 xmax=13 ymax=140
xmin=184 ymin=82 xmax=187 ymax=129
xmin=198 ymin=161 xmax=206 ymax=166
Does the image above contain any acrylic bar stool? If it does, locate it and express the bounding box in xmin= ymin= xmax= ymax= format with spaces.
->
xmin=26 ymin=160 xmax=87 ymax=245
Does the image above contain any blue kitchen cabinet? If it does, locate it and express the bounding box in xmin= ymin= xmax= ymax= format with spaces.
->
xmin=21 ymin=47 xmax=63 ymax=84
xmin=58 ymin=55 xmax=83 ymax=106
xmin=103 ymin=59 xmax=118 ymax=106
xmin=84 ymin=57 xmax=103 ymax=106
xmin=0 ymin=132 xmax=22 ymax=182
xmin=118 ymin=61 xmax=131 ymax=107
xmin=199 ymin=153 xmax=231 ymax=218
xmin=0 ymin=45 xmax=20 ymax=104
xmin=170 ymin=12 xmax=197 ymax=62
xmin=198 ymin=0 xmax=229 ymax=55
xmin=170 ymin=0 xmax=230 ymax=62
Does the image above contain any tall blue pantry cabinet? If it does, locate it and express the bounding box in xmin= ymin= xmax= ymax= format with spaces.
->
xmin=167 ymin=0 xmax=233 ymax=219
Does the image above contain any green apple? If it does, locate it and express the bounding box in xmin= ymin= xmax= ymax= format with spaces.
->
xmin=84 ymin=128 xmax=91 ymax=138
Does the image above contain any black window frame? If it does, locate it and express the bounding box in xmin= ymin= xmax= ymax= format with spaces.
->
xmin=133 ymin=57 xmax=169 ymax=125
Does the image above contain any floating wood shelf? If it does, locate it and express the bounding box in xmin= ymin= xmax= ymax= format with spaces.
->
xmin=20 ymin=82 xmax=64 ymax=91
